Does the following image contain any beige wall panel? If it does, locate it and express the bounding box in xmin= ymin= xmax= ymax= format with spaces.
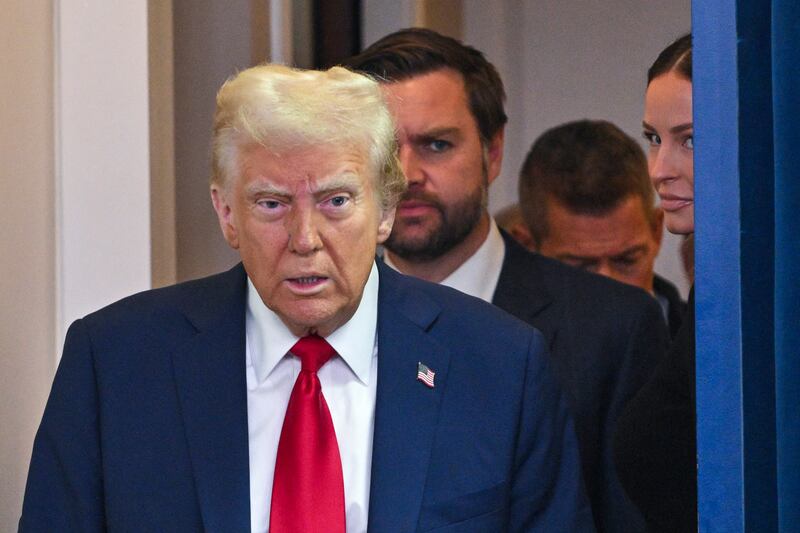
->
xmin=417 ymin=0 xmax=463 ymax=39
xmin=150 ymin=0 xmax=178 ymax=288
xmin=173 ymin=0 xmax=253 ymax=281
xmin=0 ymin=2 xmax=55 ymax=529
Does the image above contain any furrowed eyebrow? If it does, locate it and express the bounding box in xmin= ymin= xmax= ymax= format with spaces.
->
xmin=244 ymin=183 xmax=289 ymax=198
xmin=312 ymin=174 xmax=361 ymax=197
xmin=243 ymin=173 xmax=362 ymax=200
xmin=409 ymin=127 xmax=460 ymax=142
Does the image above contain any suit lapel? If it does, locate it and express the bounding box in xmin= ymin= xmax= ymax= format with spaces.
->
xmin=493 ymin=231 xmax=555 ymax=340
xmin=171 ymin=265 xmax=251 ymax=533
xmin=368 ymin=264 xmax=451 ymax=532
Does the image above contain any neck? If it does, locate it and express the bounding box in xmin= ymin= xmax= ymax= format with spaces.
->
xmin=386 ymin=214 xmax=491 ymax=283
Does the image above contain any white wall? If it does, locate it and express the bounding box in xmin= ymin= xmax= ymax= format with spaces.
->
xmin=55 ymin=1 xmax=152 ymax=341
xmin=464 ymin=0 xmax=691 ymax=295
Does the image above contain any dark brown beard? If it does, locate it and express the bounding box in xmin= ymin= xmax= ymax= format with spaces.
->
xmin=385 ymin=185 xmax=484 ymax=262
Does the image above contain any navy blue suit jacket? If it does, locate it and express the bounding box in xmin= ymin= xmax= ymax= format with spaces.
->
xmin=20 ymin=262 xmax=594 ymax=532
xmin=493 ymin=234 xmax=669 ymax=533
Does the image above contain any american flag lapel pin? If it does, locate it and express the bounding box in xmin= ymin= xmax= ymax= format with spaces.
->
xmin=416 ymin=362 xmax=435 ymax=388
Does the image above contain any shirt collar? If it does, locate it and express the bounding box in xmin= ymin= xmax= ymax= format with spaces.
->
xmin=439 ymin=218 xmax=506 ymax=302
xmin=382 ymin=218 xmax=506 ymax=302
xmin=246 ymin=261 xmax=379 ymax=385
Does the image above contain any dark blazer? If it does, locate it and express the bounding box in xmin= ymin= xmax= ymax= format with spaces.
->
xmin=493 ymin=234 xmax=670 ymax=533
xmin=653 ymin=274 xmax=687 ymax=339
xmin=20 ymin=261 xmax=594 ymax=532
xmin=613 ymin=288 xmax=696 ymax=532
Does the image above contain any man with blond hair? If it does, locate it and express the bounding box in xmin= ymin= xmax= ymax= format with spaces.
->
xmin=20 ymin=64 xmax=592 ymax=531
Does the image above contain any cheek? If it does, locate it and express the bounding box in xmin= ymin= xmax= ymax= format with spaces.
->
xmin=647 ymin=153 xmax=659 ymax=182
xmin=684 ymin=155 xmax=695 ymax=187
xmin=327 ymin=218 xmax=378 ymax=258
xmin=239 ymin=221 xmax=287 ymax=261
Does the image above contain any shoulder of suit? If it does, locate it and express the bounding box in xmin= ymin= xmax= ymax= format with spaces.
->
xmin=80 ymin=263 xmax=246 ymax=332
xmin=653 ymin=273 xmax=684 ymax=303
xmin=383 ymin=264 xmax=541 ymax=345
xmin=502 ymin=236 xmax=662 ymax=319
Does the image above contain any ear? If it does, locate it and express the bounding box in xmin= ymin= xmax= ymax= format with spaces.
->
xmin=211 ymin=184 xmax=240 ymax=249
xmin=485 ymin=127 xmax=505 ymax=185
xmin=651 ymin=207 xmax=665 ymax=249
xmin=509 ymin=222 xmax=536 ymax=251
xmin=376 ymin=207 xmax=396 ymax=245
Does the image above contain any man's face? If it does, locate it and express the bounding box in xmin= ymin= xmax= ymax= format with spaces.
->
xmin=537 ymin=195 xmax=663 ymax=293
xmin=381 ymin=69 xmax=503 ymax=261
xmin=211 ymin=144 xmax=394 ymax=337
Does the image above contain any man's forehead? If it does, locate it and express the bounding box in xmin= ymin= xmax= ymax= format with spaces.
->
xmin=243 ymin=172 xmax=365 ymax=195
xmin=380 ymin=69 xmax=468 ymax=109
xmin=547 ymin=197 xmax=655 ymax=243
xmin=379 ymin=70 xmax=474 ymax=136
xmin=240 ymin=145 xmax=372 ymax=191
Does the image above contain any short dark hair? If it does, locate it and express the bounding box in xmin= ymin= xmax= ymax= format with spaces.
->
xmin=648 ymin=33 xmax=692 ymax=84
xmin=518 ymin=119 xmax=654 ymax=248
xmin=343 ymin=28 xmax=507 ymax=145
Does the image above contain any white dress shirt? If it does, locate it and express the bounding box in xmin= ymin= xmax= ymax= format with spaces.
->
xmin=246 ymin=262 xmax=380 ymax=533
xmin=384 ymin=217 xmax=506 ymax=303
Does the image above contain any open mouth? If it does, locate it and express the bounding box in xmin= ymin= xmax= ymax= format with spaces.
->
xmin=286 ymin=276 xmax=329 ymax=293
xmin=292 ymin=276 xmax=325 ymax=284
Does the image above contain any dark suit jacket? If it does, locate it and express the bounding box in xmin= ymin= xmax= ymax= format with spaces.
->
xmin=613 ymin=288 xmax=696 ymax=532
xmin=20 ymin=261 xmax=594 ymax=532
xmin=493 ymin=234 xmax=669 ymax=533
xmin=653 ymin=274 xmax=686 ymax=339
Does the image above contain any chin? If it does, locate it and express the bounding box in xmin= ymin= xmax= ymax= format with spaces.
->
xmin=665 ymin=219 xmax=694 ymax=236
xmin=664 ymin=208 xmax=694 ymax=236
xmin=281 ymin=306 xmax=345 ymax=337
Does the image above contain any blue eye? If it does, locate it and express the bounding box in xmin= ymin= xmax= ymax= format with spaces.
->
xmin=643 ymin=131 xmax=661 ymax=146
xmin=329 ymin=195 xmax=349 ymax=207
xmin=258 ymin=199 xmax=281 ymax=209
xmin=428 ymin=140 xmax=451 ymax=153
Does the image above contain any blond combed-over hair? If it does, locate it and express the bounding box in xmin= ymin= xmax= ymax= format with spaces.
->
xmin=211 ymin=64 xmax=406 ymax=211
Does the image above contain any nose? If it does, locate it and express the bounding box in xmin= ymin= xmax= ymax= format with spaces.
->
xmin=287 ymin=207 xmax=322 ymax=255
xmin=649 ymin=145 xmax=677 ymax=188
xmin=398 ymin=145 xmax=425 ymax=188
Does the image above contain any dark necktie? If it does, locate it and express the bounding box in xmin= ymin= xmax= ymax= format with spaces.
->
xmin=270 ymin=335 xmax=346 ymax=533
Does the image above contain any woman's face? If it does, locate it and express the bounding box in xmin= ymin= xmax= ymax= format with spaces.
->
xmin=643 ymin=71 xmax=694 ymax=235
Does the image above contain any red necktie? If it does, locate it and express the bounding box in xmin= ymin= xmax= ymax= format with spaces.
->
xmin=270 ymin=335 xmax=346 ymax=533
